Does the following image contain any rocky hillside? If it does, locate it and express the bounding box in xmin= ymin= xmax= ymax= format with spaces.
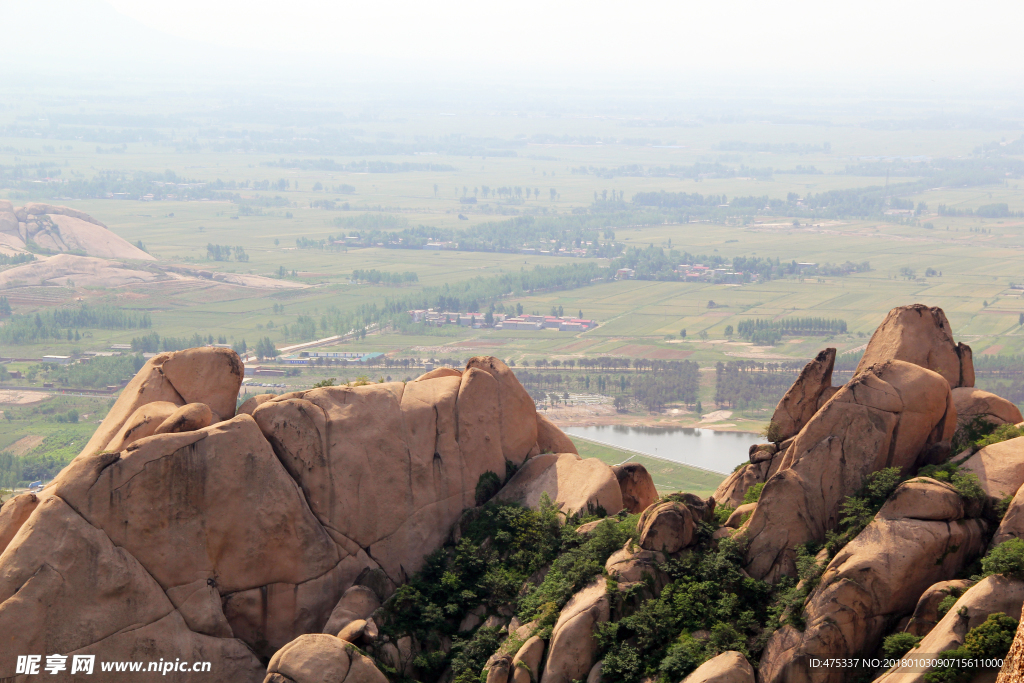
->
xmin=0 ymin=201 xmax=153 ymax=260
xmin=4 ymin=304 xmax=1024 ymax=683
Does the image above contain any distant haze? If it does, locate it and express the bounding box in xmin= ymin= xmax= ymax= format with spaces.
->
xmin=1 ymin=0 xmax=1023 ymax=98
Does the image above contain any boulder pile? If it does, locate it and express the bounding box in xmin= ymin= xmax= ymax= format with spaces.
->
xmin=7 ymin=303 xmax=1024 ymax=683
xmin=0 ymin=354 xmax=635 ymax=681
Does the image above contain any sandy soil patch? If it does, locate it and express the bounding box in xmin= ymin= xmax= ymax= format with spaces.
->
xmin=700 ymin=410 xmax=733 ymax=423
xmin=0 ymin=390 xmax=51 ymax=405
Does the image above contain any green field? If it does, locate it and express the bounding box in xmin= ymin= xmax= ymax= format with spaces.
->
xmin=2 ymin=85 xmax=1024 ymax=474
xmin=570 ymin=436 xmax=725 ymax=498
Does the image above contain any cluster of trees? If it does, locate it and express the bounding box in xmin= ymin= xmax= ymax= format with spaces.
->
xmin=714 ymin=361 xmax=802 ymax=409
xmin=206 ymin=244 xmax=249 ymax=262
xmin=351 ymin=269 xmax=418 ymax=285
xmin=263 ymin=158 xmax=455 ymax=173
xmin=0 ymin=429 xmax=86 ymax=488
xmin=0 ymin=305 xmax=151 ymax=345
xmin=130 ymin=332 xmax=228 ymax=353
xmin=609 ymin=246 xmax=870 ymax=283
xmin=574 ymin=162 xmax=774 ymax=181
xmin=0 ymin=253 xmax=33 ymax=266
xmin=0 ymin=296 xmax=10 ymax=316
xmin=737 ymin=317 xmax=848 ymax=338
xmin=43 ymin=353 xmax=147 ymax=389
xmin=938 ymin=203 xmax=1023 ymax=218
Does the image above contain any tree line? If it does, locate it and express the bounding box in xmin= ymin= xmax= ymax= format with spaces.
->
xmin=351 ymin=269 xmax=418 ymax=285
xmin=1 ymin=305 xmax=152 ymax=345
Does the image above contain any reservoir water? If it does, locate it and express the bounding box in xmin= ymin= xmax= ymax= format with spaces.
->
xmin=565 ymin=425 xmax=761 ymax=475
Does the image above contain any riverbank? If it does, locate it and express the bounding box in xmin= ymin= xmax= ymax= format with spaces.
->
xmin=541 ymin=403 xmax=766 ymax=435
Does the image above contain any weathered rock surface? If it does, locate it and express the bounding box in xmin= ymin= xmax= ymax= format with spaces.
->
xmin=612 ymin=462 xmax=658 ymax=514
xmin=540 ymin=578 xmax=610 ymax=683
xmin=713 ymin=459 xmax=774 ymax=509
xmin=0 ymin=491 xmax=37 ymax=554
xmin=724 ymin=503 xmax=756 ymax=528
xmin=0 ymin=203 xmax=154 ymax=260
xmin=758 ymin=478 xmax=987 ymax=683
xmin=745 ymin=360 xmax=956 ymax=581
xmin=962 ymin=437 xmax=1024 ymax=500
xmin=637 ymin=500 xmax=695 ymax=553
xmin=681 ymin=651 xmax=755 ymax=683
xmin=953 ymin=387 xmax=1024 ymax=428
xmin=999 ymin=611 xmax=1024 ymax=683
xmin=511 ymin=636 xmax=545 ymax=683
xmin=78 ymin=347 xmax=243 ymax=457
xmin=855 ymin=304 xmax=973 ymax=389
xmin=496 ymin=452 xmax=623 ymax=517
xmin=537 ymin=413 xmax=579 ymax=455
xmin=264 ymin=634 xmax=389 ymax=683
xmin=323 ymin=585 xmax=382 ymax=636
xmin=770 ymin=348 xmax=836 ymax=442
xmin=466 ymin=356 xmax=539 ymax=465
xmin=904 ymin=579 xmax=975 ymax=637
xmin=993 ymin=481 xmax=1024 ymax=547
xmin=876 ymin=575 xmax=1024 ymax=683
xmin=0 ymin=494 xmax=264 ymax=681
xmin=238 ymin=392 xmax=279 ymax=415
xmin=605 ymin=541 xmax=669 ymax=594
xmin=154 ymin=401 xmax=214 ymax=435
xmin=105 ymin=399 xmax=180 ymax=451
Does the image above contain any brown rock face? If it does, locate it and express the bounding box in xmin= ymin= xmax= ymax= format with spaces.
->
xmin=540 ymin=578 xmax=611 ymax=683
xmin=323 ymin=585 xmax=382 ymax=636
xmin=878 ymin=576 xmax=1024 ymax=683
xmin=904 ymin=579 xmax=975 ymax=637
xmin=78 ymin=347 xmax=243 ymax=457
xmin=154 ymin=401 xmax=214 ymax=434
xmin=745 ymin=361 xmax=956 ymax=581
xmin=953 ymin=387 xmax=1024 ymax=428
xmin=238 ymin=392 xmax=278 ymax=415
xmin=496 ymin=452 xmax=623 ymax=517
xmin=537 ymin=413 xmax=579 ymax=455
xmin=512 ymin=636 xmax=546 ymax=683
xmin=770 ymin=348 xmax=836 ymax=442
xmin=758 ymin=479 xmax=987 ymax=683
xmin=961 ymin=437 xmax=1024 ymax=500
xmin=637 ymin=500 xmax=696 ymax=553
xmin=0 ymin=491 xmax=37 ymax=554
xmin=855 ymin=304 xmax=973 ymax=389
xmin=681 ymin=652 xmax=755 ymax=683
xmin=106 ymin=400 xmax=179 ymax=451
xmin=612 ymin=463 xmax=658 ymax=513
xmin=993 ymin=481 xmax=1024 ymax=547
xmin=265 ymin=634 xmax=389 ymax=683
xmin=466 ymin=356 xmax=539 ymax=465
xmin=713 ymin=459 xmax=776 ymax=509
xmin=605 ymin=541 xmax=669 ymax=595
xmin=0 ymin=495 xmax=264 ymax=681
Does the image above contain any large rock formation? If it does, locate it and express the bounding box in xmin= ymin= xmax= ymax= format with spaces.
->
xmin=611 ymin=462 xmax=658 ymax=514
xmin=953 ymin=387 xmax=1024 ymax=429
xmin=855 ymin=304 xmax=973 ymax=389
xmin=759 ymin=479 xmax=988 ymax=683
xmin=540 ymin=578 xmax=610 ymax=683
xmin=0 ymin=201 xmax=154 ymax=260
xmin=961 ymin=437 xmax=1024 ymax=500
xmin=0 ymin=351 xmax=600 ymax=678
xmin=681 ymin=651 xmax=755 ymax=683
xmin=745 ymin=360 xmax=956 ymax=581
xmin=770 ymin=348 xmax=836 ymax=442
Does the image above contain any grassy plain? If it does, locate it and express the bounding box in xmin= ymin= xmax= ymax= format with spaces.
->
xmin=2 ymin=92 xmax=1024 ymax=483
xmin=569 ymin=436 xmax=724 ymax=497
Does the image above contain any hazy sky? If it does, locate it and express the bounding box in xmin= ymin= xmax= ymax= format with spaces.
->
xmin=102 ymin=0 xmax=1023 ymax=79
xmin=1 ymin=0 xmax=1021 ymax=96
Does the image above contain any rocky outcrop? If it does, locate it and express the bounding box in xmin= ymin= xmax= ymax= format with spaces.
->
xmin=745 ymin=360 xmax=956 ymax=581
xmin=323 ymin=585 xmax=382 ymax=637
xmin=953 ymin=387 xmax=1024 ymax=428
xmin=962 ymin=437 xmax=1024 ymax=500
xmin=264 ymin=634 xmax=389 ymax=683
xmin=540 ymin=578 xmax=610 ymax=683
xmin=0 ymin=352 xmax=588 ymax=678
xmin=713 ymin=458 xmax=777 ymax=509
xmin=77 ymin=347 xmax=243 ymax=457
xmin=0 ymin=494 xmax=264 ymax=681
xmin=855 ymin=304 xmax=973 ymax=389
xmin=1000 ymin=612 xmax=1024 ymax=683
xmin=605 ymin=541 xmax=669 ymax=595
xmin=512 ymin=636 xmax=545 ymax=683
xmin=681 ymin=651 xmax=755 ymax=683
xmin=877 ymin=575 xmax=1024 ymax=683
xmin=612 ymin=462 xmax=658 ymax=513
xmin=537 ymin=413 xmax=579 ymax=455
xmin=770 ymin=348 xmax=836 ymax=442
xmin=758 ymin=478 xmax=987 ymax=683
xmin=994 ymin=482 xmax=1024 ymax=547
xmin=238 ymin=392 xmax=279 ymax=415
xmin=904 ymin=579 xmax=974 ymax=636
xmin=637 ymin=500 xmax=696 ymax=553
xmin=0 ymin=491 xmax=37 ymax=554
xmin=0 ymin=202 xmax=154 ymax=260
xmin=496 ymin=452 xmax=623 ymax=517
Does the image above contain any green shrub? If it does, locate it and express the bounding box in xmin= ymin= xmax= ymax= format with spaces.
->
xmin=475 ymin=471 xmax=502 ymax=506
xmin=975 ymin=423 xmax=1024 ymax=450
xmin=882 ymin=632 xmax=922 ymax=659
xmin=937 ymin=594 xmax=960 ymax=619
xmin=825 ymin=468 xmax=903 ymax=554
xmin=925 ymin=613 xmax=1018 ymax=683
xmin=980 ymin=539 xmax=1024 ymax=580
xmin=742 ymin=483 xmax=765 ymax=505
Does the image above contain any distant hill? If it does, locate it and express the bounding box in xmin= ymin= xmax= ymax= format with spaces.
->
xmin=0 ymin=202 xmax=153 ymax=261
